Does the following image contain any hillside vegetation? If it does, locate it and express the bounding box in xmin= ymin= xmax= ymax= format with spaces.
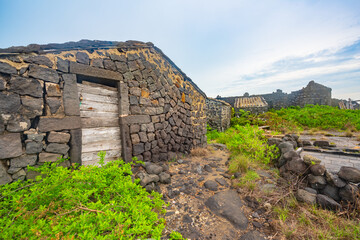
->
xmin=231 ymin=105 xmax=360 ymax=133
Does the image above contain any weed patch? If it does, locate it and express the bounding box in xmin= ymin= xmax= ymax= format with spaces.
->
xmin=0 ymin=153 xmax=166 ymax=239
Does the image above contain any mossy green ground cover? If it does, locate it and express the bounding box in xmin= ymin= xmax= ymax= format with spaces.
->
xmin=0 ymin=153 xmax=167 ymax=240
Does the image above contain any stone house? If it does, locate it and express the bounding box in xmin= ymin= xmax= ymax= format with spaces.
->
xmin=0 ymin=40 xmax=207 ymax=184
xmin=206 ymin=98 xmax=231 ymax=131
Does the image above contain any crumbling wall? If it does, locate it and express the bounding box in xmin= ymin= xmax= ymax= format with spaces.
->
xmin=0 ymin=40 xmax=207 ymax=184
xmin=206 ymin=98 xmax=231 ymax=132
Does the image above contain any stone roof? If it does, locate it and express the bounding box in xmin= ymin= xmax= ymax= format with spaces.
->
xmin=0 ymin=39 xmax=206 ymax=97
xmin=234 ymin=96 xmax=268 ymax=108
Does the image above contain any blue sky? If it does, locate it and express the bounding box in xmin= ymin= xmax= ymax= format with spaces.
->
xmin=0 ymin=0 xmax=359 ymax=99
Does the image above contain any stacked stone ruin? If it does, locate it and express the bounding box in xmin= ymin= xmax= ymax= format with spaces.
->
xmin=205 ymin=98 xmax=231 ymax=132
xmin=268 ymin=135 xmax=360 ymax=210
xmin=0 ymin=40 xmax=207 ymax=185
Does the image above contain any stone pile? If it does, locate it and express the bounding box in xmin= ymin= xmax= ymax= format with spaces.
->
xmin=268 ymin=134 xmax=360 ymax=211
xmin=135 ymin=162 xmax=171 ymax=192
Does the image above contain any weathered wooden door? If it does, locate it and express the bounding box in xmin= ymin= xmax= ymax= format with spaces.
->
xmin=77 ymin=81 xmax=121 ymax=166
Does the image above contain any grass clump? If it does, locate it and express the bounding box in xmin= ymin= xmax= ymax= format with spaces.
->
xmin=214 ymin=124 xmax=278 ymax=166
xmin=0 ymin=152 xmax=166 ymax=240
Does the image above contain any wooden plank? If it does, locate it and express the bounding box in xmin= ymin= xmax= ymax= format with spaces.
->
xmin=80 ymin=92 xmax=118 ymax=104
xmin=80 ymin=101 xmax=118 ymax=113
xmin=82 ymin=128 xmax=120 ymax=144
xmin=80 ymin=111 xmax=118 ymax=118
xmin=82 ymin=127 xmax=120 ymax=135
xmin=81 ymin=118 xmax=119 ymax=128
xmin=77 ymin=83 xmax=118 ymax=97
xmin=81 ymin=149 xmax=122 ymax=163
xmin=82 ymin=80 xmax=118 ymax=91
xmin=82 ymin=140 xmax=121 ymax=153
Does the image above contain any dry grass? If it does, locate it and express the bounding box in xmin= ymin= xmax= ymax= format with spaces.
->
xmin=190 ymin=147 xmax=210 ymax=157
xmin=340 ymin=130 xmax=354 ymax=137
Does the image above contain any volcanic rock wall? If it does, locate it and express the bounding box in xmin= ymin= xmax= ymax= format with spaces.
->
xmin=0 ymin=40 xmax=207 ymax=184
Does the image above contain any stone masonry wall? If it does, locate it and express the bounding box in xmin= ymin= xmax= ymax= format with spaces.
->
xmin=206 ymin=98 xmax=231 ymax=132
xmin=0 ymin=40 xmax=207 ymax=185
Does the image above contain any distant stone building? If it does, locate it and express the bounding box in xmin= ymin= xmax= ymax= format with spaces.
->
xmin=206 ymin=98 xmax=231 ymax=132
xmin=0 ymin=40 xmax=207 ymax=184
xmin=218 ymin=80 xmax=332 ymax=111
xmin=233 ymin=95 xmax=268 ymax=114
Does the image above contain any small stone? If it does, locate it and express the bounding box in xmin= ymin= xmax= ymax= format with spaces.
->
xmin=205 ymin=190 xmax=248 ymax=229
xmin=46 ymin=143 xmax=69 ymax=155
xmin=9 ymin=76 xmax=43 ymax=98
xmin=10 ymin=154 xmax=37 ymax=168
xmin=76 ymin=52 xmax=90 ymax=65
xmin=0 ymin=133 xmax=23 ymax=159
xmin=316 ymin=194 xmax=341 ymax=211
xmin=159 ymin=172 xmax=171 ymax=184
xmin=325 ymin=172 xmax=346 ymax=188
xmin=26 ymin=141 xmax=43 ymax=154
xmin=285 ymin=159 xmax=307 ymax=174
xmin=234 ymin=172 xmax=242 ymax=178
xmin=204 ymin=164 xmax=212 ymax=172
xmin=252 ymin=212 xmax=260 ymax=218
xmin=11 ymin=169 xmax=26 ymax=180
xmin=140 ymin=174 xmax=159 ymax=186
xmin=198 ymin=176 xmax=205 ymax=182
xmin=6 ymin=115 xmax=31 ymax=132
xmin=308 ymin=174 xmax=327 ymax=190
xmin=278 ymin=142 xmax=294 ymax=154
xmin=303 ymin=154 xmax=321 ymax=165
xmin=0 ymin=61 xmax=17 ymax=74
xmin=338 ymin=166 xmax=360 ymax=183
xmin=252 ymin=221 xmax=262 ymax=228
xmin=28 ymin=65 xmax=59 ymax=83
xmin=321 ymin=184 xmax=340 ymax=202
xmin=47 ymin=132 xmax=70 ymax=143
xmin=204 ymin=180 xmax=218 ymax=191
xmin=339 ymin=184 xmax=359 ymax=203
xmin=313 ymin=140 xmax=330 ymax=148
xmin=7 ymin=166 xmax=22 ymax=174
xmin=39 ymin=152 xmax=62 ymax=163
xmin=145 ymin=163 xmax=163 ymax=175
xmin=0 ymin=92 xmax=21 ymax=114
xmin=304 ymin=187 xmax=317 ymax=194
xmin=23 ymin=55 xmax=53 ymax=68
xmin=215 ymin=178 xmax=227 ymax=186
xmin=310 ymin=164 xmax=326 ymax=176
xmin=0 ymin=163 xmax=12 ymax=185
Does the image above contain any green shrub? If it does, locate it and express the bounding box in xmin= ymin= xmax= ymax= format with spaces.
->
xmin=215 ymin=124 xmax=279 ymax=165
xmin=0 ymin=152 xmax=166 ymax=239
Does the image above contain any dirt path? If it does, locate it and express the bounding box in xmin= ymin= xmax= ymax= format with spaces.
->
xmin=159 ymin=146 xmax=273 ymax=240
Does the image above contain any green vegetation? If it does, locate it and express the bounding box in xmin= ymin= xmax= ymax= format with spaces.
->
xmin=209 ymin=124 xmax=278 ymax=166
xmin=0 ymin=152 xmax=166 ymax=240
xmin=208 ymin=107 xmax=360 ymax=239
xmin=231 ymin=105 xmax=360 ymax=132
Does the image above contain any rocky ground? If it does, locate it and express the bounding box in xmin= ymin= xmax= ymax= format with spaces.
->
xmin=153 ymin=144 xmax=275 ymax=240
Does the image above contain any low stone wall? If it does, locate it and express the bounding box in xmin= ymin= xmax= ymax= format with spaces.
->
xmin=219 ymin=81 xmax=332 ymax=110
xmin=206 ymin=98 xmax=231 ymax=132
xmin=0 ymin=40 xmax=207 ymax=185
xmin=268 ymin=135 xmax=360 ymax=210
